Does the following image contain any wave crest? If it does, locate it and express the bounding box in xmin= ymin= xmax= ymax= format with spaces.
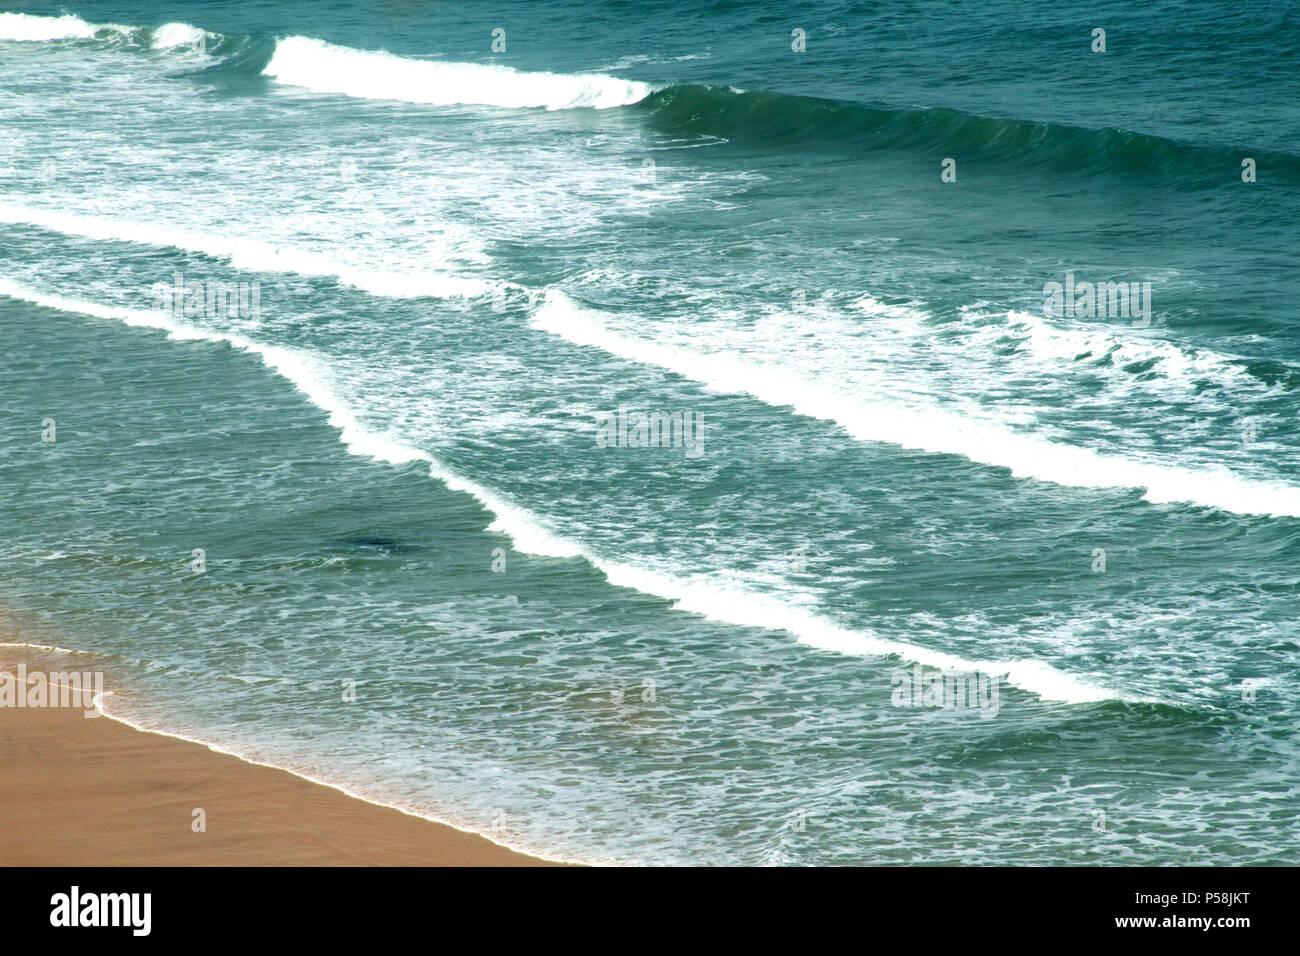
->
xmin=0 ymin=13 xmax=98 ymax=41
xmin=531 ymin=290 xmax=1300 ymax=518
xmin=263 ymin=36 xmax=653 ymax=110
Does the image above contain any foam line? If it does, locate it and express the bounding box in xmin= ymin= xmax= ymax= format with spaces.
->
xmin=0 ymin=13 xmax=98 ymax=41
xmin=0 ymin=280 xmax=1135 ymax=704
xmin=0 ymin=203 xmax=498 ymax=300
xmin=264 ymin=35 xmax=653 ymax=110
xmin=530 ymin=290 xmax=1300 ymax=518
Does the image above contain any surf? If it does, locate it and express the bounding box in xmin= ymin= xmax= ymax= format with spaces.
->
xmin=530 ymin=289 xmax=1300 ymax=518
xmin=0 ymin=278 xmax=1134 ymax=705
xmin=263 ymin=35 xmax=654 ymax=110
xmin=0 ymin=202 xmax=500 ymax=301
xmin=0 ymin=12 xmax=99 ymax=41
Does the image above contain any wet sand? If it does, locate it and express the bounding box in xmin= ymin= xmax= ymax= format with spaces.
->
xmin=0 ymin=656 xmax=556 ymax=866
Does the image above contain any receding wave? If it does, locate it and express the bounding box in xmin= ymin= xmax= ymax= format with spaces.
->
xmin=531 ymin=290 xmax=1300 ymax=518
xmin=0 ymin=278 xmax=1132 ymax=705
xmin=263 ymin=35 xmax=654 ymax=110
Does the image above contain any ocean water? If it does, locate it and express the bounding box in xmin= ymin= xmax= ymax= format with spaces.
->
xmin=1 ymin=0 xmax=1297 ymax=865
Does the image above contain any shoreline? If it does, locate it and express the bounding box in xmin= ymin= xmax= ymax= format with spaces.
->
xmin=0 ymin=649 xmax=571 ymax=866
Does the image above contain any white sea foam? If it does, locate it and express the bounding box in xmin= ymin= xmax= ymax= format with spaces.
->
xmin=531 ymin=289 xmax=1300 ymax=518
xmin=1 ymin=18 xmax=653 ymax=112
xmin=150 ymin=22 xmax=205 ymax=50
xmin=594 ymin=564 xmax=1122 ymax=703
xmin=1001 ymin=309 xmax=1258 ymax=389
xmin=263 ymin=35 xmax=654 ymax=110
xmin=0 ymin=279 xmax=1132 ymax=704
xmin=0 ymin=203 xmax=498 ymax=300
xmin=0 ymin=640 xmax=79 ymax=655
xmin=0 ymin=13 xmax=97 ymax=41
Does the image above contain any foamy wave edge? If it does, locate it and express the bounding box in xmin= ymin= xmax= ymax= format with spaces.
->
xmin=532 ymin=289 xmax=1300 ymax=519
xmin=0 ymin=13 xmax=221 ymax=52
xmin=0 ymin=279 xmax=1132 ymax=705
xmin=0 ymin=640 xmax=595 ymax=864
xmin=150 ymin=22 xmax=206 ymax=50
xmin=0 ymin=17 xmax=650 ymax=113
xmin=263 ymin=35 xmax=654 ymax=110
xmin=0 ymin=203 xmax=499 ymax=300
xmin=0 ymin=13 xmax=102 ymax=41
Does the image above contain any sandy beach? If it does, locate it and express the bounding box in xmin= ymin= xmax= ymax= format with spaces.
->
xmin=0 ymin=655 xmax=554 ymax=866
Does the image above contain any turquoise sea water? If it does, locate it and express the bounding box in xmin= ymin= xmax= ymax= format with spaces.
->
xmin=1 ymin=1 xmax=1298 ymax=864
